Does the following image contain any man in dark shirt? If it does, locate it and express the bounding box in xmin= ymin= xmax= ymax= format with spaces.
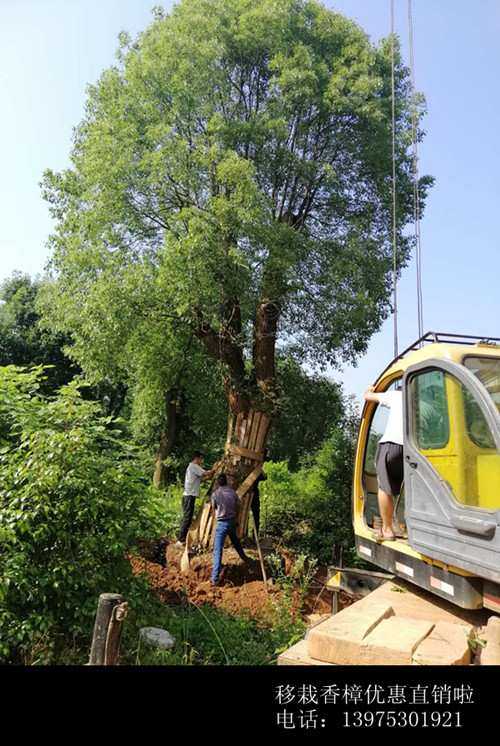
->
xmin=210 ymin=473 xmax=249 ymax=585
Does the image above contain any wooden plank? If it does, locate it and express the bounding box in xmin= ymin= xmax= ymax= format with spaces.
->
xmin=243 ymin=411 xmax=253 ymax=449
xmin=227 ymin=444 xmax=264 ymax=461
xmin=181 ymin=532 xmax=192 ymax=573
xmin=254 ymin=413 xmax=270 ymax=452
xmin=237 ymin=492 xmax=253 ymax=538
xmin=248 ymin=411 xmax=261 ymax=451
xmin=203 ymin=504 xmax=215 ymax=546
xmin=236 ymin=464 xmax=263 ymax=498
xmin=207 ymin=513 xmax=216 ymax=548
xmin=189 ymin=506 xmax=202 ymax=545
xmin=198 ymin=500 xmax=211 ymax=543
xmin=236 ymin=413 xmax=245 ymax=447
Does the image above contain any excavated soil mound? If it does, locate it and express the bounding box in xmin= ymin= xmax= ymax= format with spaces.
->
xmin=131 ymin=539 xmax=341 ymax=624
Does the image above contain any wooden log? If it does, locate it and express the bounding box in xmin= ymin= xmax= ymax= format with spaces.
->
xmin=89 ymin=593 xmax=127 ymax=666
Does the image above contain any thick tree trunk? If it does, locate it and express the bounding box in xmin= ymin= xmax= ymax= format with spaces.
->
xmin=188 ymin=407 xmax=271 ymax=550
xmin=153 ymin=390 xmax=178 ymax=489
xmin=187 ymin=299 xmax=277 ymax=552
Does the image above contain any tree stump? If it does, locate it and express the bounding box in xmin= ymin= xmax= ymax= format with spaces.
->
xmin=89 ymin=593 xmax=128 ymax=665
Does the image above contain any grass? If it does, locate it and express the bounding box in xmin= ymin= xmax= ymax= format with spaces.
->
xmin=120 ymin=596 xmax=306 ymax=666
xmin=45 ymin=575 xmax=306 ymax=666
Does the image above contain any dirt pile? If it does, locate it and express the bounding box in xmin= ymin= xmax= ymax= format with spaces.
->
xmin=131 ymin=539 xmax=343 ymax=625
xmin=131 ymin=542 xmax=280 ymax=621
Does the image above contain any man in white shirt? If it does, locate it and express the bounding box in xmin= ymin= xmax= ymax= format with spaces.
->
xmin=176 ymin=451 xmax=216 ymax=546
xmin=364 ymin=384 xmax=404 ymax=541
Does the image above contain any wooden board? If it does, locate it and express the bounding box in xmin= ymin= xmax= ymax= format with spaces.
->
xmin=237 ymin=492 xmax=253 ymax=538
xmin=244 ymin=411 xmax=253 ymax=449
xmin=236 ymin=464 xmax=263 ymax=498
xmin=227 ymin=444 xmax=264 ymax=461
xmin=248 ymin=412 xmax=261 ymax=451
xmin=180 ymin=532 xmax=192 ymax=573
xmin=198 ymin=501 xmax=211 ymax=543
xmin=202 ymin=506 xmax=215 ymax=547
xmin=254 ymin=413 xmax=270 ymax=452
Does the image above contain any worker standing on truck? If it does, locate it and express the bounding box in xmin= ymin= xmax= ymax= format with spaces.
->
xmin=175 ymin=451 xmax=216 ymax=547
xmin=364 ymin=383 xmax=404 ymax=541
xmin=210 ymin=473 xmax=250 ymax=585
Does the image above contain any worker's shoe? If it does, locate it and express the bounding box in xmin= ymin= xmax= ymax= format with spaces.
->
xmin=372 ymin=526 xmax=395 ymax=542
xmin=392 ymin=521 xmax=408 ymax=539
xmin=381 ymin=529 xmax=396 ymax=541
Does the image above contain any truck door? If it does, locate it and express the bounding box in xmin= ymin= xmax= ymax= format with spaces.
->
xmin=403 ymin=358 xmax=500 ymax=584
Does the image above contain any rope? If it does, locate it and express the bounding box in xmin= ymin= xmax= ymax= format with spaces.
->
xmin=408 ymin=0 xmax=424 ymax=337
xmin=390 ymin=0 xmax=399 ymax=358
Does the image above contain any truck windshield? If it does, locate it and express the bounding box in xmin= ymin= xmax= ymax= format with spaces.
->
xmin=463 ymin=356 xmax=500 ymax=414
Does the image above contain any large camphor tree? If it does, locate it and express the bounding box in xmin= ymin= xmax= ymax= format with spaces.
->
xmin=41 ymin=0 xmax=432 ymax=545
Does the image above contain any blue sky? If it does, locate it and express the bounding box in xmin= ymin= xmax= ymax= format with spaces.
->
xmin=1 ymin=1 xmax=499 ymax=402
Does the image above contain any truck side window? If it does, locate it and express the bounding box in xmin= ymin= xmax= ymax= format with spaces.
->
xmin=411 ymin=369 xmax=449 ymax=450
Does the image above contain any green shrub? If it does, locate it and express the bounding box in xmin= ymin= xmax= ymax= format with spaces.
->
xmin=0 ymin=366 xmax=159 ymax=663
xmin=261 ymin=423 xmax=357 ymax=565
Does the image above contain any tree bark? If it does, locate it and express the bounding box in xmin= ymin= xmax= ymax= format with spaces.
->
xmin=185 ymin=300 xmax=278 ymax=550
xmin=253 ymin=297 xmax=280 ymax=397
xmin=189 ymin=407 xmax=271 ymax=549
xmin=153 ymin=390 xmax=178 ymax=488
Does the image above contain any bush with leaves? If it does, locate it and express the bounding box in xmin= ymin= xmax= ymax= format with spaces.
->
xmin=261 ymin=420 xmax=358 ymax=566
xmin=0 ymin=366 xmax=162 ymax=663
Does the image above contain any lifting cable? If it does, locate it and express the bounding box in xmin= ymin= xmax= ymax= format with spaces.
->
xmin=407 ymin=0 xmax=424 ymax=338
xmin=389 ymin=0 xmax=425 ymax=357
xmin=390 ymin=0 xmax=399 ymax=358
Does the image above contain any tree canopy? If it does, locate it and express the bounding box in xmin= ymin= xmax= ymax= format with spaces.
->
xmin=0 ymin=273 xmax=78 ymax=391
xmin=41 ymin=0 xmax=432 ymax=418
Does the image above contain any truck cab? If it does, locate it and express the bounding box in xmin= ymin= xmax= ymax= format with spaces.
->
xmin=353 ymin=333 xmax=500 ymax=610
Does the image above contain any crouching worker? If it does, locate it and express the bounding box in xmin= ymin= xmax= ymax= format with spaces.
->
xmin=211 ymin=473 xmax=250 ymax=586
